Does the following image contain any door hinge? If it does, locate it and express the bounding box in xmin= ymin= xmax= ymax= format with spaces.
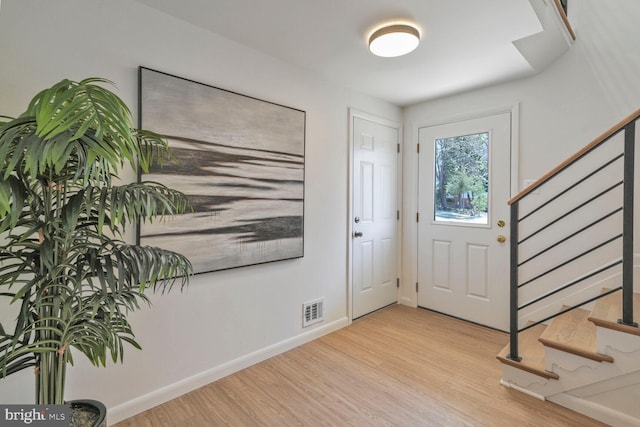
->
xmin=397 ymin=143 xmax=400 ymax=153
xmin=397 ymin=210 xmax=400 ymax=221
xmin=396 ymin=278 xmax=400 ymax=288
xmin=416 ymin=212 xmax=420 ymax=222
xmin=417 ymin=143 xmax=420 ymax=153
xmin=416 ymin=282 xmax=419 ymax=293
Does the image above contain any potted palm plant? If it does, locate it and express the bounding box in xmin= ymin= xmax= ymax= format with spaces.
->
xmin=0 ymin=78 xmax=192 ymax=425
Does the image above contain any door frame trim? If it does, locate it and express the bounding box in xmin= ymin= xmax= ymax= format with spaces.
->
xmin=347 ymin=109 xmax=402 ymax=323
xmin=410 ymin=103 xmax=520 ymax=306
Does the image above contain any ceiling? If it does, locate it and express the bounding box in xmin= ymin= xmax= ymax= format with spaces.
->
xmin=134 ymin=0 xmax=566 ymax=106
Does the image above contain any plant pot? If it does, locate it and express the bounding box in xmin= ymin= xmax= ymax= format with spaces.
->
xmin=69 ymin=400 xmax=106 ymax=427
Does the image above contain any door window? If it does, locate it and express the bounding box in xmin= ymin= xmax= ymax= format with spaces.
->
xmin=433 ymin=132 xmax=489 ymax=225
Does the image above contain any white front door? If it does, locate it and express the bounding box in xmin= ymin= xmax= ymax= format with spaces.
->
xmin=352 ymin=115 xmax=399 ymax=319
xmin=417 ymin=113 xmax=511 ymax=330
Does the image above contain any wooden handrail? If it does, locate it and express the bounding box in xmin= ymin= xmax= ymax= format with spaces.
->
xmin=509 ymin=107 xmax=640 ymax=205
xmin=553 ymin=0 xmax=576 ymax=41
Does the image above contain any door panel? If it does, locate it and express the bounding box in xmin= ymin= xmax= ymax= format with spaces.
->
xmin=417 ymin=113 xmax=511 ymax=330
xmin=352 ymin=116 xmax=399 ymax=319
xmin=361 ymin=162 xmax=374 ymax=221
xmin=360 ymin=240 xmax=374 ymax=292
xmin=433 ymin=240 xmax=452 ymax=290
xmin=467 ymin=244 xmax=489 ymax=299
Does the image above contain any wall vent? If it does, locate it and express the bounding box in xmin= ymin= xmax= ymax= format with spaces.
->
xmin=302 ymin=298 xmax=325 ymax=327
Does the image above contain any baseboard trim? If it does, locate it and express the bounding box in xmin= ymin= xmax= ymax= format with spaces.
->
xmin=107 ymin=316 xmax=349 ymax=425
xmin=500 ymin=379 xmax=545 ymax=401
xmin=398 ymin=296 xmax=416 ymax=307
xmin=548 ymin=392 xmax=640 ymax=427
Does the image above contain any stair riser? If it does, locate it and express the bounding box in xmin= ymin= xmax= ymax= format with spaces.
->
xmin=502 ymin=344 xmax=640 ymax=397
xmin=596 ymin=327 xmax=640 ymax=354
xmin=502 ymin=364 xmax=621 ymax=398
xmin=544 ymin=347 xmax=607 ymax=372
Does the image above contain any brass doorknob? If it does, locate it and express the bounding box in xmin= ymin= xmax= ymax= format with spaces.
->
xmin=497 ymin=235 xmax=506 ymax=243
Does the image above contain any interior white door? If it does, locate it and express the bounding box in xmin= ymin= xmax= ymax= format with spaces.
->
xmin=352 ymin=115 xmax=399 ymax=319
xmin=417 ymin=113 xmax=511 ymax=330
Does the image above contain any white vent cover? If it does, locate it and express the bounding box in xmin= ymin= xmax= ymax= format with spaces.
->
xmin=302 ymin=298 xmax=325 ymax=327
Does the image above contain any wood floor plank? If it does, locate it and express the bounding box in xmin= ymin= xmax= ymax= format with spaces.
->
xmin=115 ymin=305 xmax=606 ymax=427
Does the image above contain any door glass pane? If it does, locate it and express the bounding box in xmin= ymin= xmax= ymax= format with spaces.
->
xmin=433 ymin=132 xmax=489 ymax=225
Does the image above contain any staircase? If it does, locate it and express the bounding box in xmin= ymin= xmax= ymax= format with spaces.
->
xmin=498 ymin=289 xmax=640 ymax=426
xmin=497 ymin=108 xmax=640 ymax=426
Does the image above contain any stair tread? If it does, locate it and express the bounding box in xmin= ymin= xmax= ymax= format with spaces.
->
xmin=588 ymin=289 xmax=640 ymax=337
xmin=497 ymin=323 xmax=559 ymax=380
xmin=538 ymin=307 xmax=613 ymax=363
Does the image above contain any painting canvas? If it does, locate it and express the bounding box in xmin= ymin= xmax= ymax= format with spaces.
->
xmin=138 ymin=67 xmax=305 ymax=274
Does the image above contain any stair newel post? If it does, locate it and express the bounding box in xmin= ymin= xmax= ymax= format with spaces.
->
xmin=508 ymin=199 xmax=522 ymax=361
xmin=621 ymin=121 xmax=638 ymax=327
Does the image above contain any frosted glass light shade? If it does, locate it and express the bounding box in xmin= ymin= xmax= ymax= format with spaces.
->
xmin=369 ymin=24 xmax=420 ymax=57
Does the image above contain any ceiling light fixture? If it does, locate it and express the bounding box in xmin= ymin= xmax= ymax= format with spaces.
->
xmin=368 ymin=24 xmax=420 ymax=58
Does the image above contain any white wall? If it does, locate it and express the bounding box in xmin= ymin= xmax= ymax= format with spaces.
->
xmin=0 ymin=0 xmax=400 ymax=423
xmin=401 ymin=0 xmax=640 ymax=307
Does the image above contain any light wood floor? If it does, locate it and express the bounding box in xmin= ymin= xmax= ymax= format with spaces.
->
xmin=114 ymin=305 xmax=607 ymax=426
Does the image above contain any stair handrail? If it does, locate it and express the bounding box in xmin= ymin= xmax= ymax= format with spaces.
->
xmin=552 ymin=0 xmax=576 ymax=41
xmin=507 ymin=107 xmax=640 ymax=362
xmin=509 ymin=108 xmax=640 ymax=206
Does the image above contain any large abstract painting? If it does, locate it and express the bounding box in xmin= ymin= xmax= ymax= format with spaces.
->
xmin=138 ymin=67 xmax=305 ymax=274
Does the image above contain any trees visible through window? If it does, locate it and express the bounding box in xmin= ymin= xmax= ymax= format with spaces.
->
xmin=433 ymin=132 xmax=489 ymax=225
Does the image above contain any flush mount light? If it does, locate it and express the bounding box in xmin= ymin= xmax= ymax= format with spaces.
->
xmin=368 ymin=24 xmax=420 ymax=57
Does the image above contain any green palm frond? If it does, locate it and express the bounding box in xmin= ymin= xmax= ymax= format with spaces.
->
xmin=135 ymin=129 xmax=175 ymax=173
xmin=0 ymin=78 xmax=192 ymax=404
xmin=27 ymin=78 xmax=133 ymax=149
